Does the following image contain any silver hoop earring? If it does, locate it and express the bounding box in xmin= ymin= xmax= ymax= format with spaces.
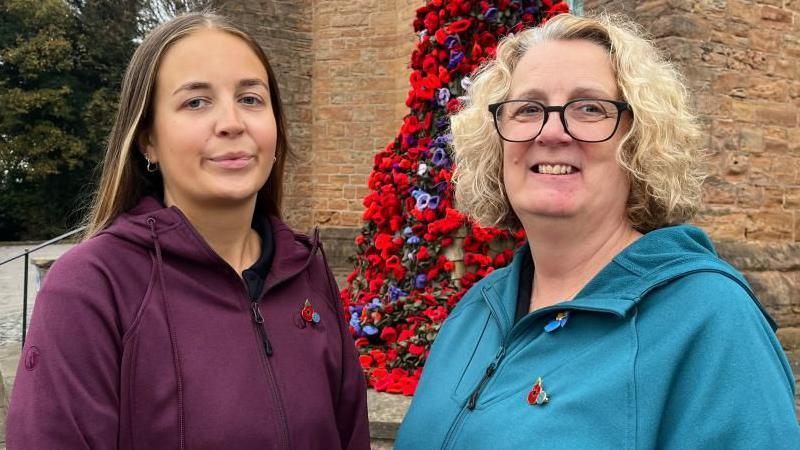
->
xmin=273 ymin=156 xmax=277 ymax=163
xmin=145 ymin=154 xmax=159 ymax=173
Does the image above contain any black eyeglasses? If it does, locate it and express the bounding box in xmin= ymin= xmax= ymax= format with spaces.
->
xmin=488 ymin=98 xmax=630 ymax=143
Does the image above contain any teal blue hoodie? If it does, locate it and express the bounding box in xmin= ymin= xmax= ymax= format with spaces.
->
xmin=396 ymin=225 xmax=800 ymax=449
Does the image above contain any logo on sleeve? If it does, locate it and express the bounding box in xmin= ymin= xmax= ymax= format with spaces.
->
xmin=24 ymin=346 xmax=41 ymax=371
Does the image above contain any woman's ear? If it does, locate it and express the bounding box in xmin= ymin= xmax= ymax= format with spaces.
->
xmin=138 ymin=131 xmax=157 ymax=163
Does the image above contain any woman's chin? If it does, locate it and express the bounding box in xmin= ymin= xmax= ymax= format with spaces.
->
xmin=513 ymin=199 xmax=578 ymax=220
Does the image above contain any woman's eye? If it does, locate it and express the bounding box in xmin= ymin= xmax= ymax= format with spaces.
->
xmin=575 ymin=101 xmax=609 ymax=116
xmin=511 ymin=103 xmax=543 ymax=117
xmin=581 ymin=105 xmax=602 ymax=113
xmin=184 ymin=98 xmax=208 ymax=110
xmin=240 ymin=95 xmax=263 ymax=106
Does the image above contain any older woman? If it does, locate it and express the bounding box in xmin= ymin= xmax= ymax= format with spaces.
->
xmin=395 ymin=13 xmax=800 ymax=449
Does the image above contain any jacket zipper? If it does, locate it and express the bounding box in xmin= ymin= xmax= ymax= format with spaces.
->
xmin=440 ymin=290 xmax=510 ymax=450
xmin=440 ymin=285 xmax=636 ymax=450
xmin=247 ymin=292 xmax=290 ymax=450
xmin=466 ymin=345 xmax=506 ymax=410
xmin=250 ymin=301 xmax=273 ymax=356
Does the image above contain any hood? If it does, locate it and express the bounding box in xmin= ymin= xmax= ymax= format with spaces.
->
xmin=97 ymin=196 xmax=319 ymax=290
xmin=483 ymin=224 xmax=776 ymax=333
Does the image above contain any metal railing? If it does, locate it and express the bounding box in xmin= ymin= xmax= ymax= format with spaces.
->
xmin=0 ymin=226 xmax=86 ymax=347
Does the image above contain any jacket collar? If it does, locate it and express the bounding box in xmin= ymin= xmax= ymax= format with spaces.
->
xmin=478 ymin=224 xmax=774 ymax=337
xmin=101 ymin=196 xmax=320 ymax=293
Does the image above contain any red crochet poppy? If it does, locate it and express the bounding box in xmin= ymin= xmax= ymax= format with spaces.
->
xmin=301 ymin=305 xmax=314 ymax=323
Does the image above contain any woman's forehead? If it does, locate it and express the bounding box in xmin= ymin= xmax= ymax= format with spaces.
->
xmin=156 ymin=29 xmax=268 ymax=91
xmin=508 ymin=39 xmax=617 ymax=100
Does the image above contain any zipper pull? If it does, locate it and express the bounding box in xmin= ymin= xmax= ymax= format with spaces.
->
xmin=251 ymin=302 xmax=273 ymax=356
xmin=466 ymin=346 xmax=505 ymax=410
xmin=250 ymin=301 xmax=264 ymax=323
xmin=467 ymin=362 xmax=496 ymax=409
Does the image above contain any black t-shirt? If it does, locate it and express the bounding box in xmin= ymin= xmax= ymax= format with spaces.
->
xmin=514 ymin=249 xmax=534 ymax=324
xmin=242 ymin=214 xmax=274 ymax=301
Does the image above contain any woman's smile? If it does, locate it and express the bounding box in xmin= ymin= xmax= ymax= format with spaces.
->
xmin=207 ymin=152 xmax=256 ymax=170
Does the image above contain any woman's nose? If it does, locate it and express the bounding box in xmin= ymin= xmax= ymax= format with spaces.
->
xmin=215 ymin=101 xmax=245 ymax=137
xmin=535 ymin=111 xmax=572 ymax=146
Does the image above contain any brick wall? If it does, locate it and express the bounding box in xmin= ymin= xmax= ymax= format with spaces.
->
xmin=309 ymin=0 xmax=418 ymax=228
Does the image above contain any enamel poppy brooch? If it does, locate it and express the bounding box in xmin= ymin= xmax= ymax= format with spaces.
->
xmin=527 ymin=377 xmax=549 ymax=406
xmin=301 ymin=299 xmax=321 ymax=324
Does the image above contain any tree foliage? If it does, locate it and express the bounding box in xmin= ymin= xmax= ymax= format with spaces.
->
xmin=0 ymin=0 xmax=136 ymax=239
xmin=0 ymin=0 xmax=209 ymax=240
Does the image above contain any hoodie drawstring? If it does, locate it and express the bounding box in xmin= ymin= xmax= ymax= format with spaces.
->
xmin=147 ymin=217 xmax=186 ymax=450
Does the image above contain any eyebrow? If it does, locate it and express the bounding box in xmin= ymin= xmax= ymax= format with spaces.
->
xmin=511 ymin=86 xmax=615 ymax=101
xmin=171 ymin=78 xmax=269 ymax=95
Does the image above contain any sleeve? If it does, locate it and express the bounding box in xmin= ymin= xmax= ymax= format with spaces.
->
xmin=635 ymin=273 xmax=800 ymax=449
xmin=6 ymin=248 xmax=122 ymax=450
xmin=318 ymin=247 xmax=371 ymax=450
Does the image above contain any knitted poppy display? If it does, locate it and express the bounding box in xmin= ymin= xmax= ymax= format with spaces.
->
xmin=342 ymin=0 xmax=569 ymax=396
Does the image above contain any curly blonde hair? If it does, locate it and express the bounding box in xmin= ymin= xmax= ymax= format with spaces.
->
xmin=451 ymin=13 xmax=704 ymax=232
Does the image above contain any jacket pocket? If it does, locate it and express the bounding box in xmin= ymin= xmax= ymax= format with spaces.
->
xmin=424 ymin=305 xmax=501 ymax=402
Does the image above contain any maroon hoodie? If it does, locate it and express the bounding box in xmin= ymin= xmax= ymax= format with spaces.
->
xmin=7 ymin=197 xmax=370 ymax=450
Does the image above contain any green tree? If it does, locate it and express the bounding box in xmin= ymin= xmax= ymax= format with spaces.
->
xmin=0 ymin=0 xmax=213 ymax=240
xmin=0 ymin=0 xmax=139 ymax=240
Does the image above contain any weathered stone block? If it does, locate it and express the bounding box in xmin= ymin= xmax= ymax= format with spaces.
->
xmin=716 ymin=240 xmax=800 ymax=271
xmin=320 ymin=226 xmax=359 ymax=270
xmin=703 ymin=177 xmax=738 ymax=205
xmin=761 ymin=5 xmax=794 ymax=28
xmin=745 ymin=211 xmax=794 ymax=241
xmin=742 ymin=270 xmax=799 ymax=312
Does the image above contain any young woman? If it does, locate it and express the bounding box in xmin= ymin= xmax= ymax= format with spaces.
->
xmin=7 ymin=12 xmax=369 ymax=450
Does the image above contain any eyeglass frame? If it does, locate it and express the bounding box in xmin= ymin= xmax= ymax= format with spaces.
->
xmin=488 ymin=98 xmax=631 ymax=143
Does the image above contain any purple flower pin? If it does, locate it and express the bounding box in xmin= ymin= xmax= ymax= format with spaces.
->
xmin=389 ymin=285 xmax=408 ymax=302
xmin=350 ymin=313 xmax=361 ymax=333
xmin=366 ymin=297 xmax=381 ymax=311
xmin=437 ymin=88 xmax=451 ymax=107
xmin=415 ymin=273 xmax=428 ymax=289
xmin=415 ymin=192 xmax=431 ymax=210
xmin=434 ymin=134 xmax=452 ymax=146
xmin=428 ymin=195 xmax=440 ymax=210
xmin=447 ymin=50 xmax=464 ymax=70
xmin=432 ymin=148 xmax=449 ymax=166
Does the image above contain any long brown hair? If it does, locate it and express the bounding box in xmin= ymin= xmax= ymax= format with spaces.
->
xmin=83 ymin=12 xmax=292 ymax=238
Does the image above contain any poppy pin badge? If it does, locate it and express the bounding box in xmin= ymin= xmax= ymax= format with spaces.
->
xmin=301 ymin=299 xmax=321 ymax=325
xmin=527 ymin=377 xmax=549 ymax=406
